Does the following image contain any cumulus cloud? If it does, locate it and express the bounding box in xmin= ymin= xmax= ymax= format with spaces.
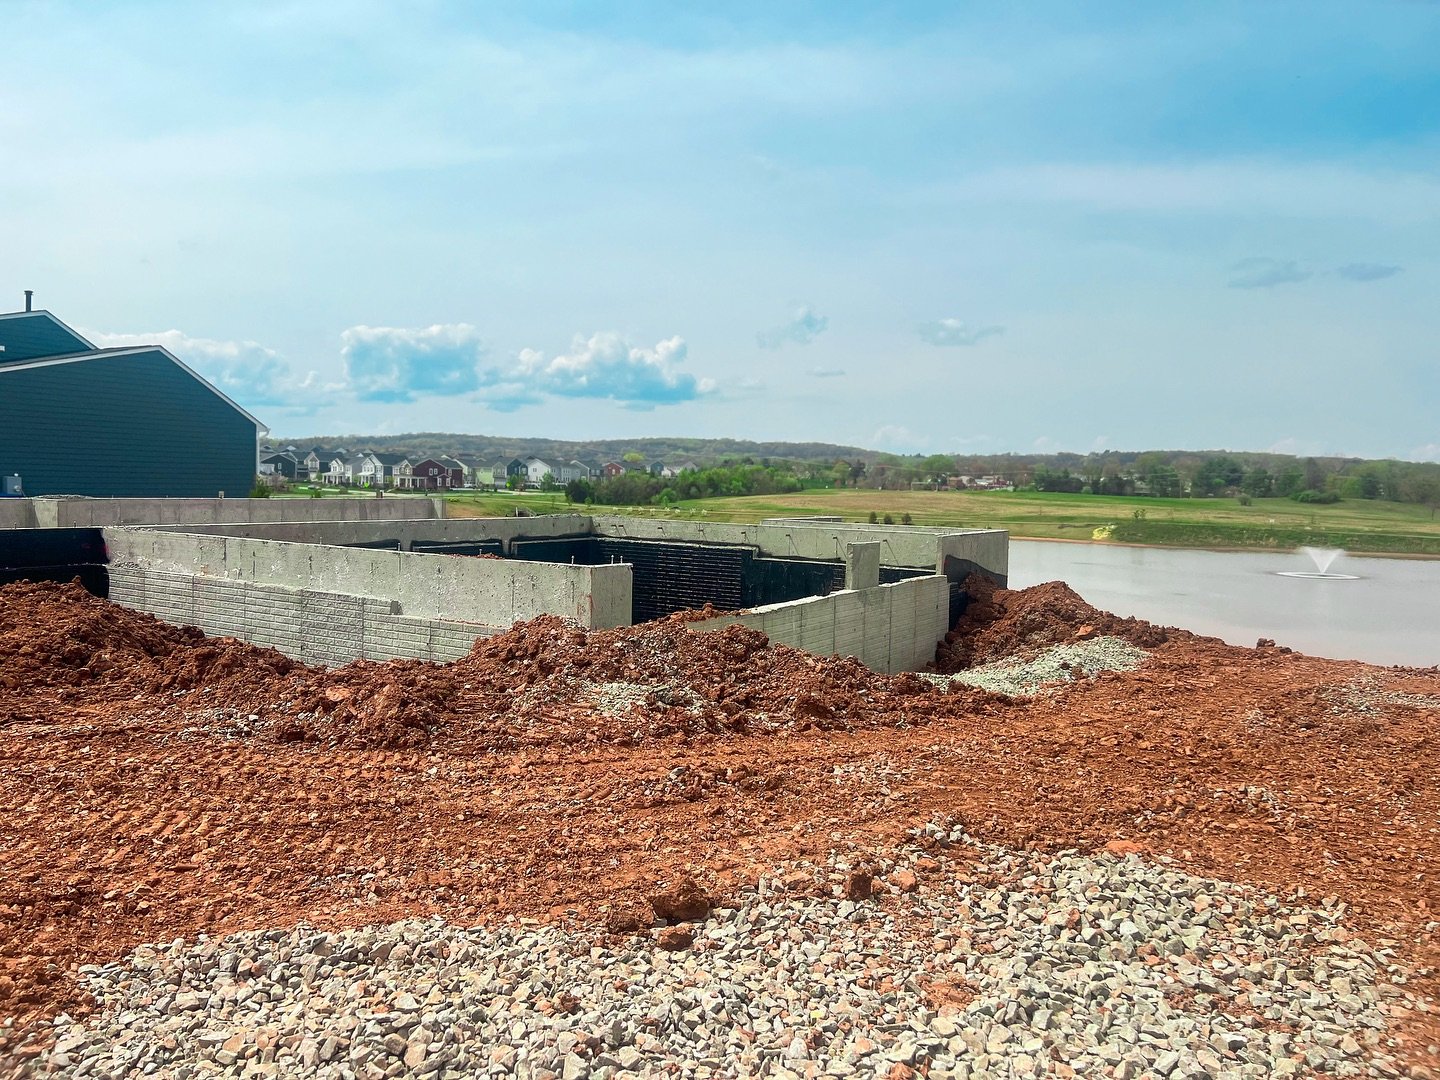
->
xmin=84 ymin=328 xmax=306 ymax=409
xmin=1227 ymin=257 xmax=1311 ymax=289
xmin=1410 ymin=443 xmax=1440 ymax=463
xmin=918 ymin=318 xmax=1004 ymax=347
xmin=871 ymin=424 xmax=928 ymax=453
xmin=757 ymin=306 xmax=828 ymax=349
xmin=1337 ymin=262 xmax=1403 ymax=282
xmin=808 ymin=367 xmax=846 ymax=378
xmin=516 ymin=332 xmax=715 ymax=409
xmin=340 ymin=323 xmax=496 ymax=402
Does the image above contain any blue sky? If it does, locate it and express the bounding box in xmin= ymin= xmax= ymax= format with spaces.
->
xmin=3 ymin=2 xmax=1437 ymax=459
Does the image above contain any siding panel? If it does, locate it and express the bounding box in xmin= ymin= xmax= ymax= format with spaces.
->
xmin=0 ymin=350 xmax=258 ymax=497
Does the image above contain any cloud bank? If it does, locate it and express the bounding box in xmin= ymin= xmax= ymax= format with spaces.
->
xmin=918 ymin=319 xmax=1004 ymax=347
xmin=758 ymin=306 xmax=828 ymax=349
xmin=517 ymin=333 xmax=713 ymax=410
xmin=341 ymin=323 xmax=494 ymax=402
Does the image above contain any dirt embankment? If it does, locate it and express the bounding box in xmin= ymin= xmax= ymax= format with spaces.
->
xmin=0 ymin=578 xmax=1436 ymax=1063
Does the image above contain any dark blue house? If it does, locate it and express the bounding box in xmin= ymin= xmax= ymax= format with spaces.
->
xmin=0 ymin=297 xmax=265 ymax=497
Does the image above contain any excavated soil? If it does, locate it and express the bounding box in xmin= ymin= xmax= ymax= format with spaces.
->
xmin=1 ymin=578 xmax=1437 ymax=1066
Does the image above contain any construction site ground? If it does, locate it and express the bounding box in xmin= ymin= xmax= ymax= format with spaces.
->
xmin=0 ymin=578 xmax=1436 ymax=1073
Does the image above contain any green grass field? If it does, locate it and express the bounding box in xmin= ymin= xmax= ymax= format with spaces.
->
xmin=283 ymin=485 xmax=1440 ymax=555
xmin=674 ymin=489 xmax=1440 ymax=556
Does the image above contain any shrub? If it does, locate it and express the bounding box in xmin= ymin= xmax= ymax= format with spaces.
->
xmin=901 ymin=513 xmax=913 ymax=525
xmin=1237 ymin=493 xmax=1253 ymax=506
xmin=1292 ymin=489 xmax=1340 ymax=504
xmin=882 ymin=514 xmax=895 ymax=525
xmin=248 ymin=482 xmax=272 ymax=499
xmin=867 ymin=511 xmax=879 ymax=524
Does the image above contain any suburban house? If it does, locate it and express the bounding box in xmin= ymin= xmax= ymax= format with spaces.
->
xmin=438 ymin=456 xmax=468 ymax=489
xmin=359 ymin=452 xmax=411 ymax=488
xmin=524 ymin=457 xmax=556 ymax=488
xmin=258 ymin=451 xmax=298 ymax=479
xmin=406 ymin=458 xmax=457 ymax=490
xmin=557 ymin=460 xmax=591 ymax=483
xmin=601 ymin=461 xmax=626 ymax=479
xmin=0 ymin=299 xmax=265 ymax=497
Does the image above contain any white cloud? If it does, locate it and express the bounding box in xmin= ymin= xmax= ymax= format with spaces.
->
xmin=516 ymin=332 xmax=715 ymax=408
xmin=918 ymin=318 xmax=1004 ymax=347
xmin=84 ymin=328 xmax=307 ymax=409
xmin=871 ymin=424 xmax=928 ymax=453
xmin=340 ymin=323 xmax=496 ymax=402
xmin=808 ymin=367 xmax=846 ymax=378
xmin=1410 ymin=443 xmax=1440 ymax=463
xmin=758 ymin=306 xmax=828 ymax=349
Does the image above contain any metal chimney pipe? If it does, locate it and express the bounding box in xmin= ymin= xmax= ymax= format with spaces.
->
xmin=24 ymin=290 xmax=33 ymax=312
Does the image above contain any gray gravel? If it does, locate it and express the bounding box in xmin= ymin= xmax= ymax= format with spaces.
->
xmin=920 ymin=636 xmax=1149 ymax=697
xmin=17 ymin=824 xmax=1419 ymax=1079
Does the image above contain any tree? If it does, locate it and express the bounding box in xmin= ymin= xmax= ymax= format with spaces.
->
xmin=1402 ymin=475 xmax=1440 ymax=519
xmin=1275 ymin=466 xmax=1305 ymax=498
xmin=565 ymin=478 xmax=595 ymax=503
xmin=1241 ymin=468 xmax=1274 ymax=498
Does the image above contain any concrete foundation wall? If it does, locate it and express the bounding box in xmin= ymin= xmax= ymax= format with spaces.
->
xmin=687 ymin=574 xmax=950 ymax=674
xmin=0 ymin=501 xmax=38 ymax=530
xmin=108 ymin=566 xmax=493 ymax=664
xmin=143 ymin=514 xmax=592 ymax=550
xmin=591 ymin=515 xmax=1007 ymax=578
xmin=19 ymin=497 xmax=444 ymax=529
xmin=102 ymin=528 xmax=632 ymax=630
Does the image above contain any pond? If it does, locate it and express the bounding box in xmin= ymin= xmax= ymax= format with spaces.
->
xmin=1007 ymin=540 xmax=1440 ymax=667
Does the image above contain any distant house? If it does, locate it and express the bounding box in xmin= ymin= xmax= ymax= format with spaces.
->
xmin=258 ymin=451 xmax=298 ymax=479
xmin=524 ymin=457 xmax=555 ymax=488
xmin=558 ymin=460 xmax=590 ymax=483
xmin=300 ymin=447 xmax=343 ymax=481
xmin=359 ymin=452 xmax=411 ymax=488
xmin=601 ymin=461 xmax=626 ymax=479
xmin=407 ymin=458 xmax=452 ymax=490
xmin=458 ymin=458 xmax=496 ymax=489
xmin=438 ymin=456 xmax=468 ymax=489
xmin=499 ymin=458 xmax=527 ymax=486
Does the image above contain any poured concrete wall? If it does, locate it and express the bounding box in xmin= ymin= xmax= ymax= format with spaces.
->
xmin=102 ymin=528 xmax=632 ymax=631
xmin=590 ymin=515 xmax=1008 ymax=580
xmin=0 ymin=501 xmax=38 ymax=530
xmin=20 ymin=496 xmax=443 ymax=529
xmin=154 ymin=514 xmax=1009 ymax=581
xmin=109 ymin=567 xmax=493 ymax=665
xmin=144 ymin=514 xmax=592 ymax=550
xmin=687 ymin=574 xmax=950 ymax=674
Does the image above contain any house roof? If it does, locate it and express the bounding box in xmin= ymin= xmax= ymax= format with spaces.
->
xmin=370 ymin=452 xmax=409 ymax=466
xmin=0 ymin=310 xmax=95 ymax=364
xmin=0 ymin=342 xmax=267 ymax=433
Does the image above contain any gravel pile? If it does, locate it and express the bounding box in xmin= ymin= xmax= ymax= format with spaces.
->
xmin=24 ymin=824 xmax=1411 ymax=1079
xmin=920 ymin=636 xmax=1149 ymax=698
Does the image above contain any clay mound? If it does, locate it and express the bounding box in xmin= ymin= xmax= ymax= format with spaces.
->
xmin=936 ymin=574 xmax=1181 ymax=672
xmin=0 ymin=580 xmax=297 ymax=699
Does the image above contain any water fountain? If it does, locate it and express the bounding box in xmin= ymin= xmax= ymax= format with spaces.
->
xmin=1277 ymin=546 xmax=1360 ymax=580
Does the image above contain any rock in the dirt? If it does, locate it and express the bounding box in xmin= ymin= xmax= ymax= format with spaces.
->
xmin=657 ymin=925 xmax=694 ymax=951
xmin=650 ymin=876 xmax=710 ymax=922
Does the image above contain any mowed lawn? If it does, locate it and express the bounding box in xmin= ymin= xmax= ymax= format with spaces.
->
xmin=676 ymin=489 xmax=1440 ymax=551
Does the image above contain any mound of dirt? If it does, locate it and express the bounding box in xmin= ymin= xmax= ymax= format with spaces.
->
xmin=0 ymin=580 xmax=297 ymax=700
xmin=935 ymin=574 xmax=1182 ymax=672
xmin=0 ymin=583 xmax=995 ymax=752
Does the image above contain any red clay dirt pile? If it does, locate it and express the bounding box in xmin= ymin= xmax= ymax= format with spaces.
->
xmin=0 ymin=576 xmax=1436 ymax=1064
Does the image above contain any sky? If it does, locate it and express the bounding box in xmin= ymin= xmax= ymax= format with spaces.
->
xmin=3 ymin=1 xmax=1438 ymax=460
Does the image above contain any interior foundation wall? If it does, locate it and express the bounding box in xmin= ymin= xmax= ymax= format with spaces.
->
xmin=687 ymin=575 xmax=950 ymax=675
xmin=11 ymin=496 xmax=445 ymax=529
xmin=102 ymin=528 xmax=632 ymax=631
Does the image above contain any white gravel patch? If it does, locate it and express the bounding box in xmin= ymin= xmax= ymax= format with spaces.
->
xmin=921 ymin=636 xmax=1148 ymax=698
xmin=22 ymin=823 xmax=1416 ymax=1080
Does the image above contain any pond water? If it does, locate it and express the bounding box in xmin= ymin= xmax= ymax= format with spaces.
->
xmin=1007 ymin=540 xmax=1440 ymax=668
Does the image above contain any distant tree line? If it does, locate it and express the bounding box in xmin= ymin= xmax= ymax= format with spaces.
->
xmin=828 ymin=450 xmax=1440 ymax=517
xmin=565 ymin=461 xmax=806 ymax=506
